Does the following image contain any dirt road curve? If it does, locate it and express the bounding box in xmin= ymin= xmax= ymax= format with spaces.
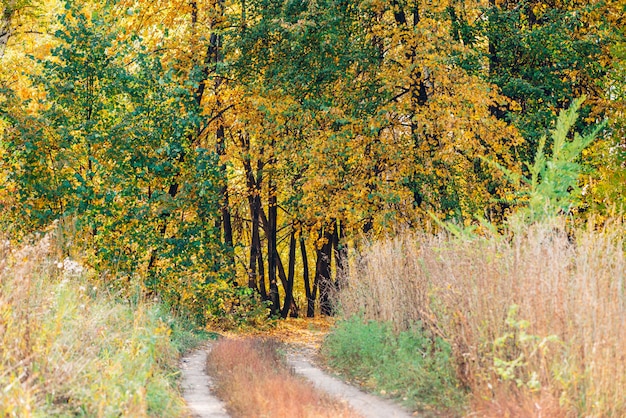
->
xmin=181 ymin=345 xmax=414 ymax=418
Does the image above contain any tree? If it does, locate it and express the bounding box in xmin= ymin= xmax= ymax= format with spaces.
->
xmin=1 ymin=0 xmax=35 ymax=58
xmin=2 ymin=0 xmax=622 ymax=323
xmin=221 ymin=0 xmax=523 ymax=316
xmin=2 ymin=1 xmax=228 ymax=324
xmin=479 ymin=0 xmax=607 ymax=157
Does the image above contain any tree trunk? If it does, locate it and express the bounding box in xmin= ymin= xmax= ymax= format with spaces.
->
xmin=248 ymin=185 xmax=262 ymax=291
xmin=280 ymin=225 xmax=296 ymax=318
xmin=215 ymin=124 xmax=233 ymax=250
xmin=267 ymin=152 xmax=279 ymax=315
xmin=316 ymin=226 xmax=334 ymax=316
xmin=208 ymin=17 xmax=234 ymax=252
xmin=241 ymin=132 xmax=264 ymax=295
xmin=258 ymin=205 xmax=290 ymax=292
xmin=248 ymin=205 xmax=260 ymax=290
xmin=258 ymin=229 xmax=267 ymax=300
xmin=302 ymin=236 xmax=314 ymax=318
xmin=309 ymin=229 xmax=322 ymax=317
xmin=332 ymin=220 xmax=348 ymax=292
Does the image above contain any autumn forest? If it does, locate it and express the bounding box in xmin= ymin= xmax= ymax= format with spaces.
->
xmin=1 ymin=0 xmax=625 ymax=415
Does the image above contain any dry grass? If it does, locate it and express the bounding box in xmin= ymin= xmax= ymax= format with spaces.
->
xmin=336 ymin=220 xmax=626 ymax=417
xmin=0 ymin=232 xmax=186 ymax=417
xmin=206 ymin=338 xmax=360 ymax=418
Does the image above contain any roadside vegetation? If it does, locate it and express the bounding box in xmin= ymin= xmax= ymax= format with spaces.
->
xmin=322 ymin=317 xmax=466 ymax=415
xmin=323 ymin=103 xmax=625 ymax=416
xmin=326 ymin=222 xmax=626 ymax=416
xmin=0 ymin=232 xmax=202 ymax=417
xmin=207 ymin=338 xmax=359 ymax=418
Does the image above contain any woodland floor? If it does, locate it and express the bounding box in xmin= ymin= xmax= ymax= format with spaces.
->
xmin=180 ymin=318 xmax=415 ymax=418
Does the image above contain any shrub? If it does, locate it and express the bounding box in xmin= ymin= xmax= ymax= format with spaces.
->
xmin=204 ymin=282 xmax=272 ymax=330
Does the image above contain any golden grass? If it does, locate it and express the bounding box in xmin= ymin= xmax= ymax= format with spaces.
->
xmin=0 ymin=233 xmax=186 ymax=417
xmin=336 ymin=220 xmax=626 ymax=417
xmin=207 ymin=338 xmax=360 ymax=418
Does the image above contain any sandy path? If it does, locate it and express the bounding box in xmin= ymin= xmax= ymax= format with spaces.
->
xmin=180 ymin=345 xmax=229 ymax=418
xmin=286 ymin=353 xmax=414 ymax=418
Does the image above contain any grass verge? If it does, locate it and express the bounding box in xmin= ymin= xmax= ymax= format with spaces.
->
xmin=322 ymin=316 xmax=466 ymax=416
xmin=206 ymin=337 xmax=359 ymax=418
xmin=0 ymin=233 xmax=195 ymax=417
xmin=331 ymin=221 xmax=626 ymax=416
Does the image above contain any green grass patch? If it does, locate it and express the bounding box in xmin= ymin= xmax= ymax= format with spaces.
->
xmin=321 ymin=315 xmax=467 ymax=416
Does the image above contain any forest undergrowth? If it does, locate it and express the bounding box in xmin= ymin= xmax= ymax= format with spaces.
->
xmin=0 ymin=231 xmax=204 ymax=417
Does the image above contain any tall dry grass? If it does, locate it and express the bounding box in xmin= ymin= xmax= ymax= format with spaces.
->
xmin=0 ymin=233 xmax=186 ymax=417
xmin=207 ymin=338 xmax=359 ymax=418
xmin=336 ymin=221 xmax=626 ymax=416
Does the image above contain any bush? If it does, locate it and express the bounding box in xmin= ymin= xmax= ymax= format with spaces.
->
xmin=322 ymin=316 xmax=466 ymax=415
xmin=204 ymin=282 xmax=273 ymax=330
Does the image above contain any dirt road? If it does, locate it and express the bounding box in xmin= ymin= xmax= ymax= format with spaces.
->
xmin=181 ymin=344 xmax=414 ymax=418
xmin=180 ymin=346 xmax=229 ymax=418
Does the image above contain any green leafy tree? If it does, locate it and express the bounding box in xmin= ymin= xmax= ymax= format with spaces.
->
xmin=481 ymin=0 xmax=607 ymax=157
xmin=3 ymin=1 xmax=229 ymax=324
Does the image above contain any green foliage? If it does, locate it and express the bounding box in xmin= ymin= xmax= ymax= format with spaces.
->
xmin=2 ymin=2 xmax=235 ymax=325
xmin=231 ymin=0 xmax=380 ymax=112
xmin=322 ymin=316 xmax=466 ymax=414
xmin=524 ymin=98 xmax=604 ymax=221
xmin=480 ymin=2 xmax=606 ymax=155
xmin=485 ymin=97 xmax=605 ymax=224
xmin=205 ymin=283 xmax=272 ymax=330
xmin=492 ymin=305 xmax=560 ymax=392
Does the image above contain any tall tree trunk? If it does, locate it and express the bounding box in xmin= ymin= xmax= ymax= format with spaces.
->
xmin=332 ymin=220 xmax=348 ymax=292
xmin=316 ymin=225 xmax=334 ymax=316
xmin=248 ymin=199 xmax=260 ymax=290
xmin=258 ymin=228 xmax=267 ymax=300
xmin=215 ymin=124 xmax=233 ymax=250
xmin=302 ymin=236 xmax=314 ymax=318
xmin=267 ymin=144 xmax=279 ymax=314
xmin=248 ymin=181 xmax=262 ymax=291
xmin=208 ymin=12 xmax=234 ymax=251
xmin=241 ymin=132 xmax=264 ymax=295
xmin=280 ymin=225 xmax=296 ymax=318
xmin=258 ymin=205 xmax=290 ymax=292
xmin=309 ymin=229 xmax=322 ymax=317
